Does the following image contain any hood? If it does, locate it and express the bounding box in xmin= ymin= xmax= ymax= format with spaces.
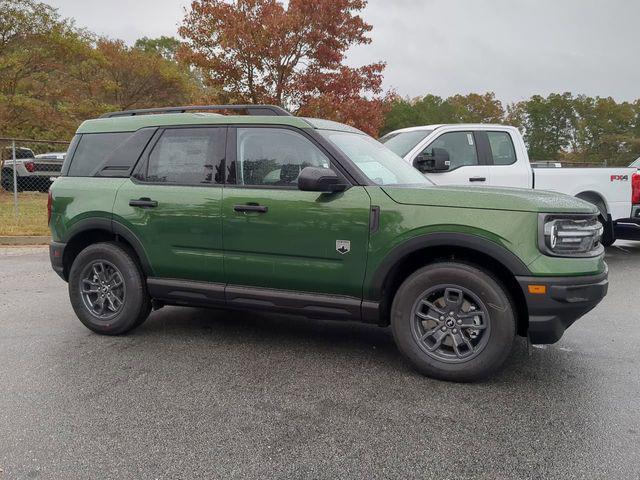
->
xmin=380 ymin=185 xmax=598 ymax=214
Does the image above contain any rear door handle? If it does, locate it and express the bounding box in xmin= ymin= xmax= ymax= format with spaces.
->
xmin=129 ymin=198 xmax=158 ymax=208
xmin=233 ymin=204 xmax=268 ymax=213
xmin=469 ymin=177 xmax=486 ymax=182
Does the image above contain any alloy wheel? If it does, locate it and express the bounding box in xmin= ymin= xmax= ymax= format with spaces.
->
xmin=410 ymin=284 xmax=491 ymax=363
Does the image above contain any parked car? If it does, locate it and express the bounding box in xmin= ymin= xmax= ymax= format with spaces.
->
xmin=1 ymin=148 xmax=65 ymax=192
xmin=49 ymin=105 xmax=608 ymax=382
xmin=380 ymin=124 xmax=640 ymax=245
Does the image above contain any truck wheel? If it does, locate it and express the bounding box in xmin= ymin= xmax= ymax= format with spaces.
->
xmin=1 ymin=169 xmax=18 ymax=192
xmin=68 ymin=242 xmax=151 ymax=335
xmin=391 ymin=262 xmax=516 ymax=382
xmin=599 ymin=216 xmax=615 ymax=247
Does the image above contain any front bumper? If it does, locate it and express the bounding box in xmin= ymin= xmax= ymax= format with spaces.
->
xmin=516 ymin=266 xmax=608 ymax=344
xmin=49 ymin=241 xmax=66 ymax=280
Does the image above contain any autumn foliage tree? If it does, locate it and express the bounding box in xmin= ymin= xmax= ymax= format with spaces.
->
xmin=383 ymin=93 xmax=505 ymax=135
xmin=178 ymin=0 xmax=387 ymax=135
xmin=0 ymin=0 xmax=197 ymax=140
xmin=96 ymin=39 xmax=195 ymax=111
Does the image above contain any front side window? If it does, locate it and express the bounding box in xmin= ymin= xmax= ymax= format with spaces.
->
xmin=231 ymin=128 xmax=330 ymax=187
xmin=320 ymin=130 xmax=431 ymax=186
xmin=145 ymin=128 xmax=225 ymax=184
xmin=487 ymin=131 xmax=517 ymax=165
xmin=421 ymin=132 xmax=478 ymax=170
xmin=68 ymin=132 xmax=131 ymax=176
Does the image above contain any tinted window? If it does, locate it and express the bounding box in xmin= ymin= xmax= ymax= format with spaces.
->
xmin=146 ymin=128 xmax=225 ymax=184
xmin=421 ymin=132 xmax=478 ymax=170
xmin=231 ymin=128 xmax=329 ymax=186
xmin=68 ymin=132 xmax=132 ymax=176
xmin=379 ymin=130 xmax=433 ymax=157
xmin=98 ymin=128 xmax=156 ymax=177
xmin=487 ymin=131 xmax=517 ymax=165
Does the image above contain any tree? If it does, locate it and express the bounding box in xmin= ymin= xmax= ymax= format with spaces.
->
xmin=572 ymin=95 xmax=636 ymax=161
xmin=447 ymin=93 xmax=504 ymax=124
xmin=0 ymin=0 xmax=93 ymax=139
xmin=96 ymin=39 xmax=196 ymax=110
xmin=134 ymin=36 xmax=182 ymax=61
xmin=508 ymin=93 xmax=576 ymax=160
xmin=381 ymin=92 xmax=505 ymax=136
xmin=178 ymin=0 xmax=387 ymax=135
xmin=0 ymin=0 xmax=202 ymax=140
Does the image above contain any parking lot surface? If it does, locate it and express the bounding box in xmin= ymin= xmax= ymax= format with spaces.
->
xmin=1 ymin=243 xmax=639 ymax=479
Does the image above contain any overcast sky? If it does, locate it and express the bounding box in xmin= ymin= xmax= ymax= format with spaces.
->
xmin=48 ymin=0 xmax=640 ymax=104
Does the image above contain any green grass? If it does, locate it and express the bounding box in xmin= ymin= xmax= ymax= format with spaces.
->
xmin=0 ymin=191 xmax=50 ymax=236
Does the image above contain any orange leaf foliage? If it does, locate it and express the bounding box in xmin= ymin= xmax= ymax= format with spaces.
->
xmin=179 ymin=0 xmax=388 ymax=135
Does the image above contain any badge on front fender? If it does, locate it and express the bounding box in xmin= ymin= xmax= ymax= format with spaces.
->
xmin=336 ymin=240 xmax=350 ymax=254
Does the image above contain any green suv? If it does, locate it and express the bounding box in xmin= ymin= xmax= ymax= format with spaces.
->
xmin=49 ymin=105 xmax=608 ymax=381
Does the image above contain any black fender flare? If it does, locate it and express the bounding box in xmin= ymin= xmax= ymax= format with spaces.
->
xmin=111 ymin=220 xmax=154 ymax=276
xmin=368 ymin=232 xmax=532 ymax=300
xmin=61 ymin=217 xmax=153 ymax=276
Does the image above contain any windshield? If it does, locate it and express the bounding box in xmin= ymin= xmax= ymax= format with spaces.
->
xmin=320 ymin=130 xmax=431 ymax=186
xmin=379 ymin=130 xmax=433 ymax=157
xmin=631 ymin=158 xmax=640 ymax=168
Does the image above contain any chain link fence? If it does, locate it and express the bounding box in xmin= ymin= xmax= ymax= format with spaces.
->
xmin=0 ymin=137 xmax=70 ymax=236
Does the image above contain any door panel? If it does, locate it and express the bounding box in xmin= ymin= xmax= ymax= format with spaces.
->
xmin=222 ymin=187 xmax=371 ymax=297
xmin=112 ymin=127 xmax=226 ymax=283
xmin=223 ymin=126 xmax=371 ymax=297
xmin=483 ymin=130 xmax=531 ymax=188
xmin=114 ymin=180 xmax=223 ymax=282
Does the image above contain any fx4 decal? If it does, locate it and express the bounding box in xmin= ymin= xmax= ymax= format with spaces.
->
xmin=610 ymin=175 xmax=629 ymax=182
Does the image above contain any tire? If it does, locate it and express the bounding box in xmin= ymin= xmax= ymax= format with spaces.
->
xmin=68 ymin=242 xmax=151 ymax=335
xmin=1 ymin=169 xmax=18 ymax=192
xmin=600 ymin=216 xmax=616 ymax=247
xmin=391 ymin=262 xmax=516 ymax=382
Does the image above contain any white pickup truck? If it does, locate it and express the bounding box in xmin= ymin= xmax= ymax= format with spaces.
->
xmin=380 ymin=124 xmax=640 ymax=246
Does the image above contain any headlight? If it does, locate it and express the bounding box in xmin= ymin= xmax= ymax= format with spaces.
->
xmin=538 ymin=214 xmax=604 ymax=257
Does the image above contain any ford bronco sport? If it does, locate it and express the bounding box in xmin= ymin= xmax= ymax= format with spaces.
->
xmin=49 ymin=105 xmax=608 ymax=381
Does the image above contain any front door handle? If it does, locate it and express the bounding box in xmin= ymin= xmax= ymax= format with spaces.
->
xmin=233 ymin=203 xmax=268 ymax=213
xmin=129 ymin=198 xmax=158 ymax=208
xmin=469 ymin=177 xmax=486 ymax=182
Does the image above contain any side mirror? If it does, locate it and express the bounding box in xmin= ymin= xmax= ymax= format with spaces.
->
xmin=414 ymin=148 xmax=451 ymax=173
xmin=298 ymin=166 xmax=347 ymax=193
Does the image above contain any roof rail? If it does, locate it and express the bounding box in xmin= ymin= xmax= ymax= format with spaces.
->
xmin=100 ymin=104 xmax=292 ymax=118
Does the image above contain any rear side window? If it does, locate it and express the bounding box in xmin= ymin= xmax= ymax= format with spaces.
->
xmin=68 ymin=132 xmax=132 ymax=176
xmin=487 ymin=131 xmax=517 ymax=165
xmin=145 ymin=127 xmax=225 ymax=185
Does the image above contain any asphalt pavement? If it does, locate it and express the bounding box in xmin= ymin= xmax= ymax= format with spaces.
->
xmin=1 ymin=243 xmax=639 ymax=479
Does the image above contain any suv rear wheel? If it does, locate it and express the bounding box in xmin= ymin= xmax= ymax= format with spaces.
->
xmin=68 ymin=242 xmax=151 ymax=335
xmin=391 ymin=262 xmax=516 ymax=382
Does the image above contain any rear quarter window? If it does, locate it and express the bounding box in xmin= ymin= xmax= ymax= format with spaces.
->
xmin=487 ymin=131 xmax=517 ymax=166
xmin=67 ymin=132 xmax=132 ymax=177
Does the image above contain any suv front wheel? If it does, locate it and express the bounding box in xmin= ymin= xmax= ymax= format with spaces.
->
xmin=391 ymin=262 xmax=516 ymax=382
xmin=68 ymin=242 xmax=151 ymax=335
